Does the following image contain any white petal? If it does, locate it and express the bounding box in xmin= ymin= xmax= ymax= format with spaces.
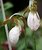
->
xmin=27 ymin=12 xmax=40 ymax=31
xmin=8 ymin=25 xmax=21 ymax=46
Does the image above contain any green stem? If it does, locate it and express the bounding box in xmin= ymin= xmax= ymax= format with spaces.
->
xmin=34 ymin=34 xmax=36 ymax=50
xmin=0 ymin=0 xmax=12 ymax=50
xmin=32 ymin=31 xmax=36 ymax=50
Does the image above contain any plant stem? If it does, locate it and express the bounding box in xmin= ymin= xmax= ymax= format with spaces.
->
xmin=32 ymin=31 xmax=36 ymax=50
xmin=0 ymin=0 xmax=12 ymax=50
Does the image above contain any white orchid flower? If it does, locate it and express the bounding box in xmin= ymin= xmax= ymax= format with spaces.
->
xmin=27 ymin=12 xmax=40 ymax=31
xmin=9 ymin=25 xmax=22 ymax=46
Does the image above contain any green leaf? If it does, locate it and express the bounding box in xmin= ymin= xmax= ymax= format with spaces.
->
xmin=16 ymin=38 xmax=26 ymax=50
xmin=0 ymin=11 xmax=3 ymax=22
xmin=36 ymin=37 xmax=42 ymax=50
xmin=25 ymin=27 xmax=33 ymax=36
xmin=0 ymin=27 xmax=7 ymax=43
xmin=4 ymin=2 xmax=13 ymax=11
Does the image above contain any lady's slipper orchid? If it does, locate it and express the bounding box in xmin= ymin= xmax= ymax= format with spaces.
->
xmin=27 ymin=12 xmax=40 ymax=31
xmin=9 ymin=25 xmax=22 ymax=46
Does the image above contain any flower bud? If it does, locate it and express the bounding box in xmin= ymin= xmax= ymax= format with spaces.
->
xmin=27 ymin=12 xmax=40 ymax=31
xmin=9 ymin=25 xmax=22 ymax=46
